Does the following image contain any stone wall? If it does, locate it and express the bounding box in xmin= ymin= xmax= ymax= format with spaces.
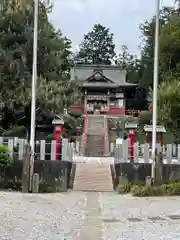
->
xmin=2 ymin=160 xmax=73 ymax=190
xmin=113 ymin=163 xmax=180 ymax=188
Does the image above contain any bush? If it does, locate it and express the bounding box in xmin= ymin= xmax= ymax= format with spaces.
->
xmin=116 ymin=180 xmax=180 ymax=197
xmin=0 ymin=145 xmax=12 ymax=168
xmin=2 ymin=126 xmax=26 ymax=138
xmin=131 ymin=185 xmax=165 ymax=197
xmin=162 ymin=182 xmax=180 ymax=196
xmin=45 ymin=133 xmax=55 ymax=140
xmin=68 ymin=110 xmax=83 ymax=118
xmin=39 ymin=182 xmax=64 ymax=193
xmin=116 ymin=183 xmax=132 ymax=194
xmin=0 ymin=180 xmax=22 ymax=191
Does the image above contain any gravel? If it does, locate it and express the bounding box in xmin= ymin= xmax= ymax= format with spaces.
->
xmin=1 ymin=191 xmax=180 ymax=239
xmin=99 ymin=193 xmax=180 ymax=239
xmin=0 ymin=191 xmax=86 ymax=240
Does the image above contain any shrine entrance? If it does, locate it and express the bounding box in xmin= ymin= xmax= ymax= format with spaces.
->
xmin=86 ymin=94 xmax=109 ymax=114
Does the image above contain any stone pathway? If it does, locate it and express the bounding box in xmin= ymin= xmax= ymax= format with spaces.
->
xmin=78 ymin=193 xmax=101 ymax=239
xmin=1 ymin=191 xmax=180 ymax=239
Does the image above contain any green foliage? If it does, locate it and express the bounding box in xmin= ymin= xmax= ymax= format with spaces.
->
xmin=115 ymin=45 xmax=140 ymax=84
xmin=68 ymin=110 xmax=83 ymax=118
xmin=37 ymin=79 xmax=80 ymax=116
xmin=45 ymin=133 xmax=55 ymax=140
xmin=116 ymin=183 xmax=132 ymax=194
xmin=77 ymin=24 xmax=116 ymax=65
xmin=0 ymin=179 xmax=21 ymax=191
xmin=130 ymin=181 xmax=180 ymax=197
xmin=39 ymin=182 xmax=64 ymax=193
xmin=161 ymin=182 xmax=180 ymax=195
xmin=2 ymin=126 xmax=26 ymax=137
xmin=0 ymin=145 xmax=12 ymax=168
xmin=131 ymin=185 xmax=164 ymax=197
xmin=138 ymin=111 xmax=152 ymax=126
xmin=154 ymin=78 xmax=180 ymax=142
xmin=0 ymin=0 xmax=79 ymax=123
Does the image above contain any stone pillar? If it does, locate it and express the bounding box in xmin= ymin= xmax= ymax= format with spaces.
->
xmin=62 ymin=167 xmax=68 ymax=191
xmin=32 ymin=173 xmax=39 ymax=193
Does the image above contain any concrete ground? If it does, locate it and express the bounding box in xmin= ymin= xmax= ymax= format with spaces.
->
xmin=0 ymin=191 xmax=180 ymax=239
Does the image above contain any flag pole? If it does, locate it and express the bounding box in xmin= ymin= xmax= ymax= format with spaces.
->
xmin=29 ymin=0 xmax=38 ymax=191
xmin=151 ymin=0 xmax=160 ymax=181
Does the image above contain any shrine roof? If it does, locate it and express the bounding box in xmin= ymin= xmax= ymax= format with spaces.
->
xmin=83 ymin=82 xmax=118 ymax=88
xmin=70 ymin=64 xmax=137 ymax=88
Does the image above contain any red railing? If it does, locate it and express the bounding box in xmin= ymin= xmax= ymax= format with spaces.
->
xmin=70 ymin=104 xmax=142 ymax=117
xmin=104 ymin=116 xmax=109 ymax=156
xmin=81 ymin=112 xmax=88 ymax=154
xmin=69 ymin=105 xmax=84 ymax=112
xmin=108 ymin=107 xmax=125 ymax=115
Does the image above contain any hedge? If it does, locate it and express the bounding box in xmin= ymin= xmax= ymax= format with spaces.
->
xmin=116 ymin=181 xmax=180 ymax=197
xmin=2 ymin=126 xmax=26 ymax=138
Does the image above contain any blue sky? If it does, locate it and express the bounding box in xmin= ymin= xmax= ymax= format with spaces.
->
xmin=49 ymin=0 xmax=174 ymax=55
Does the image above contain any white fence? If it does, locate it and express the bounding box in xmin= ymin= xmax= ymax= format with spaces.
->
xmin=0 ymin=137 xmax=74 ymax=161
xmin=114 ymin=140 xmax=180 ymax=165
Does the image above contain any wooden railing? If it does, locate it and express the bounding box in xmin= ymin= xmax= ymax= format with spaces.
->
xmin=114 ymin=140 xmax=180 ymax=164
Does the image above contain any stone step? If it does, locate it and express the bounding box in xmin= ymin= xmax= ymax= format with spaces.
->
xmin=73 ymin=163 xmax=113 ymax=192
xmin=73 ymin=187 xmax=113 ymax=192
xmin=74 ymin=176 xmax=112 ymax=181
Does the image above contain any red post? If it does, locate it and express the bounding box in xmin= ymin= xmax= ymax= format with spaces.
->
xmin=129 ymin=130 xmax=135 ymax=162
xmin=55 ymin=132 xmax=59 ymax=160
xmin=54 ymin=126 xmax=63 ymax=160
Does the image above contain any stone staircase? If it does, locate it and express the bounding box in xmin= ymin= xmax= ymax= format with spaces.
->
xmin=73 ymin=162 xmax=113 ymax=192
xmin=85 ymin=115 xmax=105 ymax=157
xmin=85 ymin=135 xmax=104 ymax=156
xmin=87 ymin=115 xmax=105 ymax=135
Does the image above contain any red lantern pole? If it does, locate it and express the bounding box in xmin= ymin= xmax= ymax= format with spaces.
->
xmin=55 ymin=132 xmax=59 ymax=160
xmin=54 ymin=126 xmax=63 ymax=160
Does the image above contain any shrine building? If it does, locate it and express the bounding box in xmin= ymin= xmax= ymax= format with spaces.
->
xmin=70 ymin=64 xmax=140 ymax=116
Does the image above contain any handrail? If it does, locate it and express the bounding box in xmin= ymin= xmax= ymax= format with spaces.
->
xmin=104 ymin=116 xmax=109 ymax=156
xmin=81 ymin=112 xmax=88 ymax=154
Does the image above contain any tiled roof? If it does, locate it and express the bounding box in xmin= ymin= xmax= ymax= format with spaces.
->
xmin=70 ymin=64 xmax=137 ymax=87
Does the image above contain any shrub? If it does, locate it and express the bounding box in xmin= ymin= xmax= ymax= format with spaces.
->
xmin=131 ymin=185 xmax=144 ymax=196
xmin=0 ymin=180 xmax=22 ymax=191
xmin=116 ymin=183 xmax=131 ymax=194
xmin=39 ymin=182 xmax=64 ymax=193
xmin=131 ymin=185 xmax=165 ymax=197
xmin=45 ymin=133 xmax=55 ymax=140
xmin=162 ymin=182 xmax=180 ymax=196
xmin=0 ymin=145 xmax=12 ymax=168
xmin=2 ymin=126 xmax=26 ymax=138
xmin=68 ymin=110 xmax=83 ymax=118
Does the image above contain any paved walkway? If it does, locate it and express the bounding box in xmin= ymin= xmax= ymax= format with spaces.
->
xmin=1 ymin=191 xmax=180 ymax=239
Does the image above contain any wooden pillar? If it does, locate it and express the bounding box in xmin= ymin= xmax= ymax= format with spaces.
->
xmin=22 ymin=145 xmax=31 ymax=193
xmin=107 ymin=89 xmax=110 ymax=109
xmin=84 ymin=90 xmax=87 ymax=113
